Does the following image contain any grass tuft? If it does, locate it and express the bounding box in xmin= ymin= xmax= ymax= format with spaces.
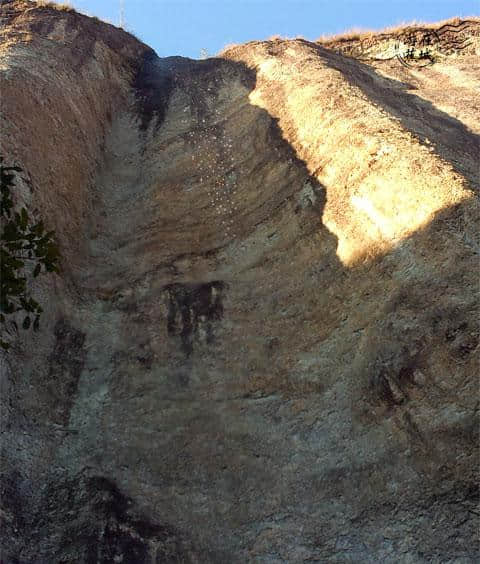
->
xmin=34 ymin=1 xmax=75 ymax=12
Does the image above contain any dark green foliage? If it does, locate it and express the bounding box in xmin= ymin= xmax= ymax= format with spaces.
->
xmin=0 ymin=156 xmax=60 ymax=350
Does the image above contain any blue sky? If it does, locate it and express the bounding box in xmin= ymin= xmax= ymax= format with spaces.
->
xmin=69 ymin=0 xmax=479 ymax=59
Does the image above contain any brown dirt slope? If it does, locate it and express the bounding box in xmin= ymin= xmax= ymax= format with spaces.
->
xmin=1 ymin=1 xmax=479 ymax=562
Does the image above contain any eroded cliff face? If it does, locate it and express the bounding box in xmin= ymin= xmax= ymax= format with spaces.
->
xmin=1 ymin=2 xmax=479 ymax=562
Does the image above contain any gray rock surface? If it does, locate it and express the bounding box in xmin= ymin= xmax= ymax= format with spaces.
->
xmin=1 ymin=2 xmax=479 ymax=562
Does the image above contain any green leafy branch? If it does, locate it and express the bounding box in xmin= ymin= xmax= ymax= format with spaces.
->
xmin=1 ymin=156 xmax=61 ymax=350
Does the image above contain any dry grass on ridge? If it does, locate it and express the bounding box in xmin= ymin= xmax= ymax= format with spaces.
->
xmin=316 ymin=16 xmax=480 ymax=43
xmin=35 ymin=0 xmax=74 ymax=11
xmin=219 ymin=16 xmax=479 ymax=56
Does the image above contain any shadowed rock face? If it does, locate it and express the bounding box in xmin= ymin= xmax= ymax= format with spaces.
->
xmin=164 ymin=281 xmax=226 ymax=356
xmin=1 ymin=2 xmax=479 ymax=562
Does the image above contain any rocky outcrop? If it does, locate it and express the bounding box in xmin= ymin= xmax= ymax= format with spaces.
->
xmin=1 ymin=2 xmax=479 ymax=562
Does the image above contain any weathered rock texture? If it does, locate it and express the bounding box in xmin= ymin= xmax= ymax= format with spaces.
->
xmin=1 ymin=2 xmax=479 ymax=562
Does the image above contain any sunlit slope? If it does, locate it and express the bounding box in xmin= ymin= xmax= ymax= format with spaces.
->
xmin=224 ymin=37 xmax=478 ymax=265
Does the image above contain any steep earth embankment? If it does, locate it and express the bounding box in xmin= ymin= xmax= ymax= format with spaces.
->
xmin=1 ymin=2 xmax=479 ymax=562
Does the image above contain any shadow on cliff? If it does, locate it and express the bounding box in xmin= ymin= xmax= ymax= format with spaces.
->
xmin=129 ymin=49 xmax=479 ymax=561
xmin=99 ymin=39 xmax=480 ymax=563
xmin=132 ymin=51 xmax=344 ymax=360
xmin=131 ymin=48 xmax=478 ymax=412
